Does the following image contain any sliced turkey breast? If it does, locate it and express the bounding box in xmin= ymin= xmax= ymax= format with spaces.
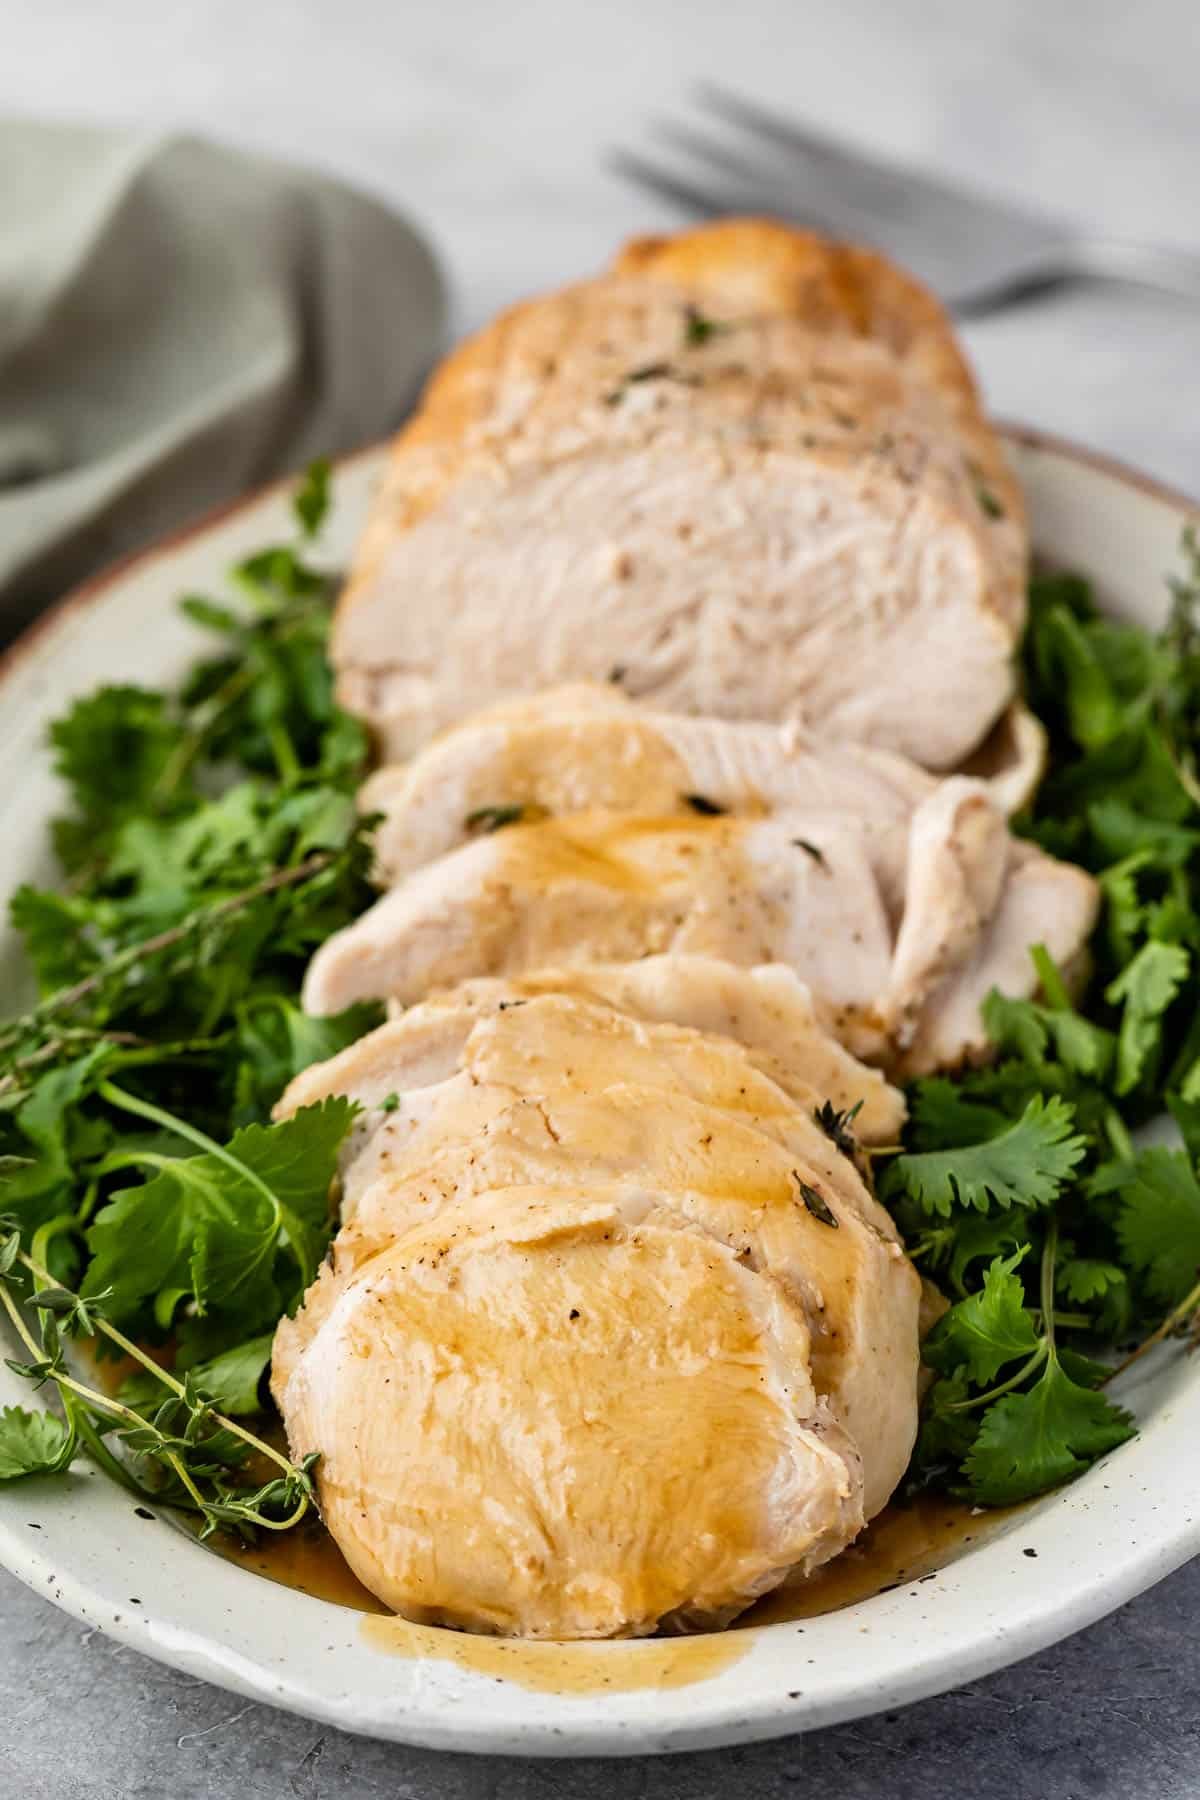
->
xmin=334 ymin=220 xmax=1026 ymax=770
xmin=281 ymin=993 xmax=921 ymax=1518
xmin=894 ymin=841 xmax=1100 ymax=1078
xmin=305 ymin=813 xmax=895 ymax=1051
xmin=340 ymin=1067 xmax=882 ymax=1241
xmin=272 ymin=1190 xmax=864 ymax=1636
xmin=286 ymin=990 xmax=900 ymax=1237
xmin=362 ymin=685 xmax=1045 ymax=892
xmin=333 ymin=1082 xmax=919 ymax=1517
xmin=360 ymin=682 xmax=931 ymax=888
xmin=358 ymin=685 xmax=1046 ymax=943
xmin=959 ymin=702 xmax=1048 ymax=816
xmin=303 ymin=811 xmax=895 ymax=1056
xmin=885 ymin=777 xmax=1011 ymax=1052
xmin=329 ymin=1157 xmax=910 ymax=1524
xmin=302 ymin=803 xmax=1098 ymax=1074
xmin=281 ymin=954 xmax=906 ymax=1145
xmin=509 ymin=957 xmax=906 ymax=1143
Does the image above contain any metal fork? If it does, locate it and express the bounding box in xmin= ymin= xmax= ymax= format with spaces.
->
xmin=610 ymin=83 xmax=1200 ymax=316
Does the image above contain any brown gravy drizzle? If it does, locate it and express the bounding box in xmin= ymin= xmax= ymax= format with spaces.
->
xmin=221 ymin=1493 xmax=996 ymax=1695
xmin=359 ymin=1618 xmax=749 ymax=1695
xmin=740 ymin=1494 xmax=991 ymax=1625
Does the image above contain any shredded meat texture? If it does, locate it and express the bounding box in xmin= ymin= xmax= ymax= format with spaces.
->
xmin=333 ymin=219 xmax=1027 ymax=769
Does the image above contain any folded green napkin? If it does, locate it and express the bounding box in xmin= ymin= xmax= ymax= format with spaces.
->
xmin=0 ymin=121 xmax=446 ymax=632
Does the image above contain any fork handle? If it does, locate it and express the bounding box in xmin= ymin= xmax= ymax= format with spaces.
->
xmin=1063 ymin=235 xmax=1200 ymax=304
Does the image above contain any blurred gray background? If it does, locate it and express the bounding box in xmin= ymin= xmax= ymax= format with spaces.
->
xmin=3 ymin=0 xmax=1200 ymax=1794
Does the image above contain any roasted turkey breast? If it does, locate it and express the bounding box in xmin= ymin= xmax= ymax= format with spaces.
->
xmin=303 ymin=794 xmax=1098 ymax=1076
xmin=270 ymin=223 xmax=1097 ymax=1639
xmin=358 ymin=682 xmax=1044 ymax=914
xmin=283 ymin=953 xmax=907 ymax=1146
xmin=333 ymin=220 xmax=1026 ymax=769
xmin=279 ymin=991 xmax=920 ymax=1520
xmin=272 ymin=1191 xmax=865 ymax=1637
xmin=273 ymin=984 xmax=922 ymax=1629
xmin=360 ymin=681 xmax=923 ymax=887
xmin=303 ymin=808 xmax=898 ymax=1054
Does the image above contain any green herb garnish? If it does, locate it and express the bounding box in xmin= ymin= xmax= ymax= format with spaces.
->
xmin=813 ymin=1099 xmax=864 ymax=1159
xmin=465 ymin=804 xmax=540 ymax=833
xmin=793 ymin=838 xmax=827 ymax=866
xmin=604 ymin=362 xmax=702 ymax=406
xmin=893 ymin=534 xmax=1200 ymax=1504
xmin=682 ymin=305 xmax=730 ymax=348
xmin=796 ymin=1175 xmax=839 ymax=1228
xmin=0 ymin=466 xmax=375 ymax=1530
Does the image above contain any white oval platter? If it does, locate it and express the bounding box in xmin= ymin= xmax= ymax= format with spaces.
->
xmin=0 ymin=431 xmax=1196 ymax=1757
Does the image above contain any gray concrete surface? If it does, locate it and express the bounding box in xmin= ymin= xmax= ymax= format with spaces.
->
xmin=4 ymin=1555 xmax=1200 ymax=1797
xmin=4 ymin=0 xmax=1200 ymax=1792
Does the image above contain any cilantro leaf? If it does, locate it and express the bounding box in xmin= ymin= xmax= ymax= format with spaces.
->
xmin=904 ymin=1371 xmax=982 ymax=1494
xmin=1167 ymin=1095 xmax=1200 ymax=1163
xmin=9 ymin=886 xmax=104 ymax=995
xmin=905 ymin=1078 xmax=1012 ymax=1151
xmin=86 ymin=1154 xmax=279 ymax=1328
xmin=1044 ymin=1010 xmax=1118 ymax=1081
xmin=981 ymin=945 xmax=1117 ymax=1082
xmin=1113 ymin=1147 xmax=1200 ymax=1306
xmin=233 ymin=545 xmax=328 ymax=606
xmin=924 ymin=1253 xmax=1041 ymax=1385
xmin=980 ymin=990 xmax=1049 ymax=1065
xmin=1 ymin=1049 xmax=113 ymax=1233
xmin=0 ymin=1405 xmax=75 ymax=1481
xmin=1026 ymin=567 xmax=1096 ymax=624
xmin=1034 ymin=604 xmax=1123 ymax=749
xmin=1098 ymin=854 xmax=1154 ymax=964
xmin=1087 ymin=799 xmax=1199 ymax=866
xmin=1056 ymin=1256 xmax=1128 ymax=1305
xmin=964 ymin=1360 xmax=1134 ymax=1504
xmin=982 ymin=988 xmax=1115 ymax=1081
xmin=883 ymin=1097 xmax=1086 ymax=1217
xmin=1041 ymin=727 xmax=1194 ymax=836
xmin=48 ymin=685 xmax=185 ymax=866
xmin=226 ymin=1097 xmax=357 ymax=1285
xmin=944 ymin=1208 xmax=1037 ymax=1295
xmin=1106 ymin=942 xmax=1189 ymax=1095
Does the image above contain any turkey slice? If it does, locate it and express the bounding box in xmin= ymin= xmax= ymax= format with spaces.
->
xmin=281 ymin=956 xmax=906 ymax=1145
xmin=272 ymin=1189 xmax=865 ymax=1637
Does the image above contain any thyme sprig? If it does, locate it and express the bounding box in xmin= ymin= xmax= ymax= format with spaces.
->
xmin=0 ymin=1222 xmax=317 ymax=1537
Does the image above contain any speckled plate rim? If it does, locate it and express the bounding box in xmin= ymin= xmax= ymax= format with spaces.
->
xmin=0 ymin=431 xmax=1198 ymax=1759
